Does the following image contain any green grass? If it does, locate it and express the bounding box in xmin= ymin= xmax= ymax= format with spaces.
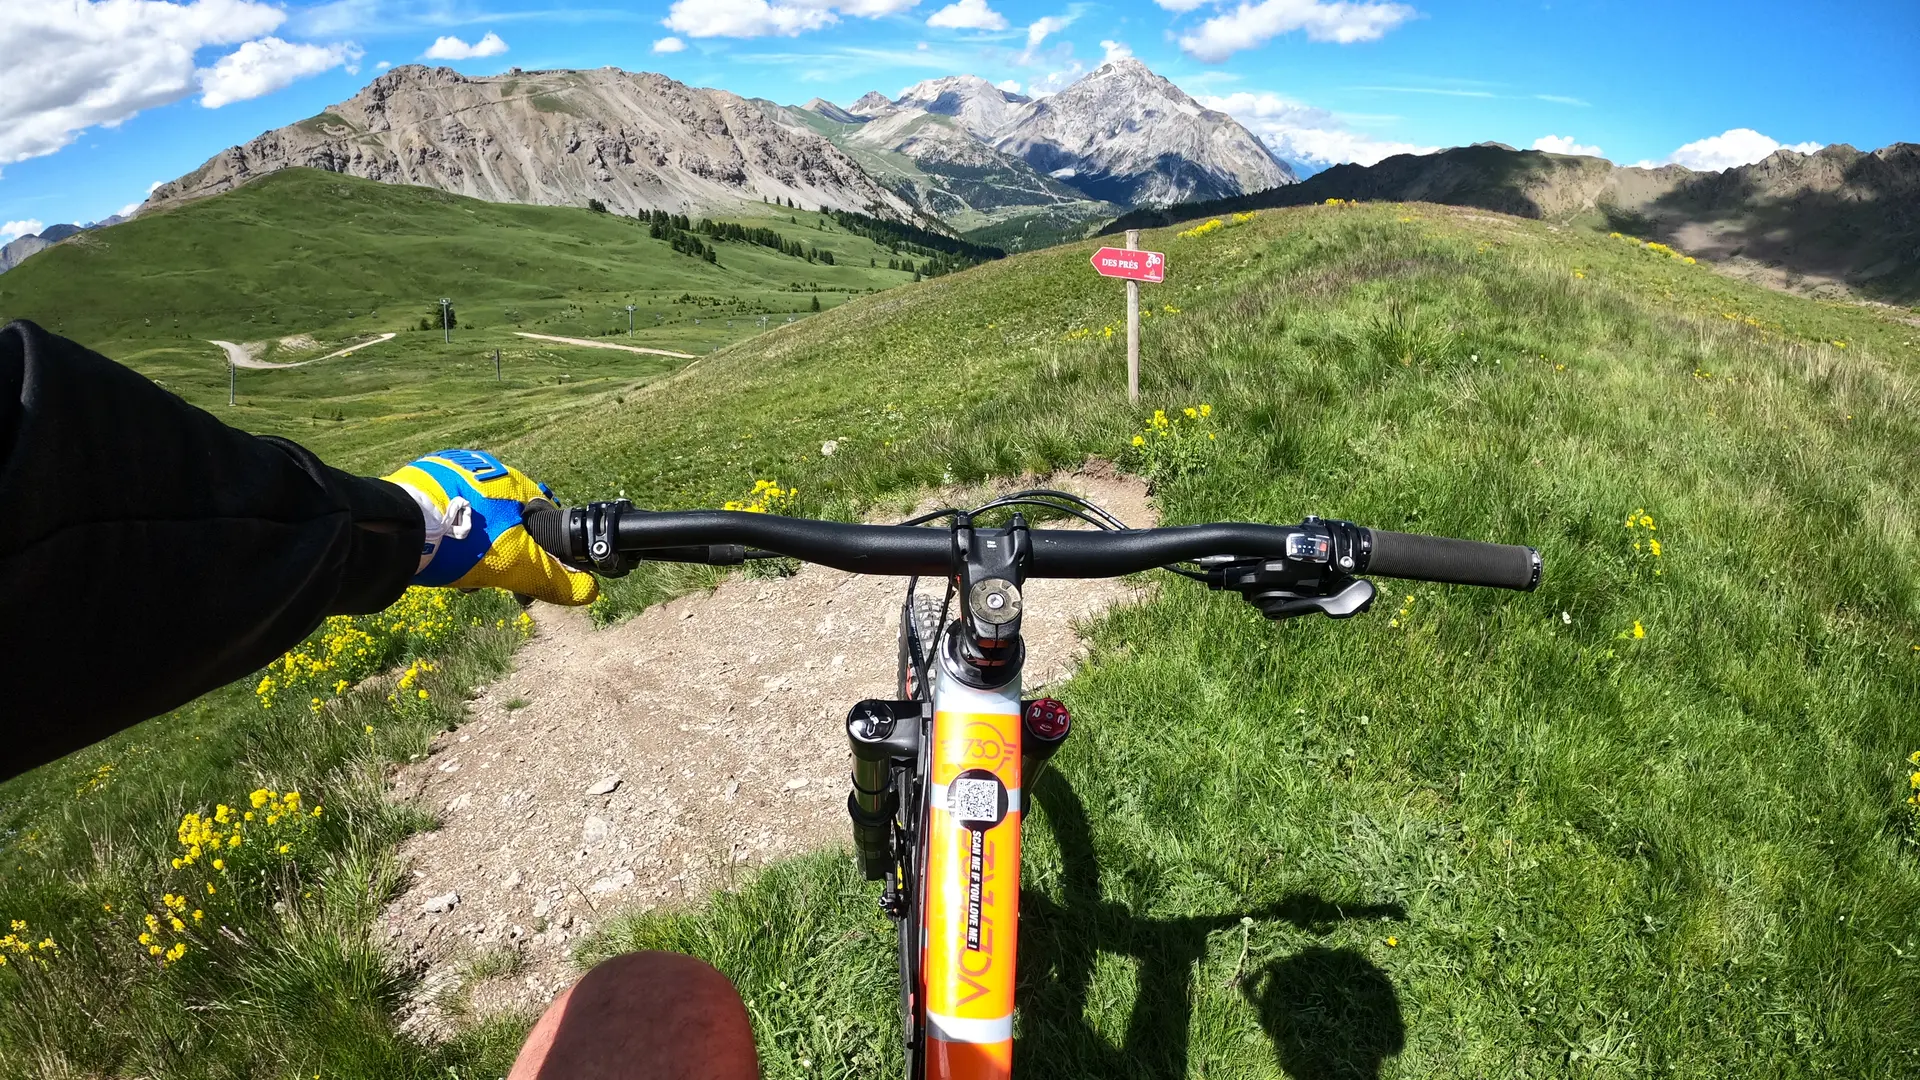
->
xmin=0 ymin=591 xmax=535 ymax=1078
xmin=0 ymin=167 xmax=935 ymax=473
xmin=6 ymin=198 xmax=1920 ymax=1077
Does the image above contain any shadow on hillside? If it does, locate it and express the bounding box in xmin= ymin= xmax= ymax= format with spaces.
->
xmin=1014 ymin=769 xmax=1407 ymax=1079
xmin=1103 ymin=145 xmax=1593 ymax=233
xmin=1615 ymin=147 xmax=1920 ymax=304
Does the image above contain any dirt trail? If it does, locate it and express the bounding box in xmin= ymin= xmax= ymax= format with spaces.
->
xmin=210 ymin=333 xmax=396 ymax=369
xmin=380 ymin=465 xmax=1154 ymax=1034
xmin=512 ymin=331 xmax=696 ymax=359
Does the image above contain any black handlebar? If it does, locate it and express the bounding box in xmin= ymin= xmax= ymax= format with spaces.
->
xmin=524 ymin=502 xmax=1540 ymax=592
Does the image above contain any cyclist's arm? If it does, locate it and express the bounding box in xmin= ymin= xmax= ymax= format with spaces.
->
xmin=0 ymin=320 xmax=424 ymax=780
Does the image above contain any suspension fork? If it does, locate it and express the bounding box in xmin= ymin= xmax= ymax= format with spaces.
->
xmin=921 ymin=635 xmax=1023 ymax=1079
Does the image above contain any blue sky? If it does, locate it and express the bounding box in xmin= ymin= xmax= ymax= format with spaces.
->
xmin=3 ymin=0 xmax=1915 ymax=240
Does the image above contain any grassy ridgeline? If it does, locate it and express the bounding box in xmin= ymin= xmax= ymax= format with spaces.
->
xmin=3 ymin=201 xmax=1918 ymax=1077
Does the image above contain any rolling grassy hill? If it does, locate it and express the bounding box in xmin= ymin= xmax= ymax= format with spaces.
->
xmin=0 ymin=167 xmax=919 ymax=351
xmin=0 ymin=168 xmax=953 ymax=471
xmin=3 ymin=196 xmax=1919 ymax=1078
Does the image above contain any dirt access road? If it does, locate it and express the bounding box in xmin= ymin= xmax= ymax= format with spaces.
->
xmin=210 ymin=334 xmax=396 ymax=369
xmin=380 ymin=465 xmax=1155 ymax=1034
xmin=512 ymin=331 xmax=695 ymax=359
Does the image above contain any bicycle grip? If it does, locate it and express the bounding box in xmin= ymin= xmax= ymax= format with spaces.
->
xmin=1363 ymin=529 xmax=1541 ymax=591
xmin=522 ymin=500 xmax=576 ymax=564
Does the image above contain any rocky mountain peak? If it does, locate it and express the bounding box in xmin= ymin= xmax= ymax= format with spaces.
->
xmin=144 ymin=65 xmax=918 ymax=221
xmin=892 ymin=75 xmax=1030 ymax=141
xmin=848 ymin=91 xmax=895 ymax=117
xmin=993 ymin=57 xmax=1292 ymax=206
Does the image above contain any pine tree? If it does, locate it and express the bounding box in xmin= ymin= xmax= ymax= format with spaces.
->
xmin=810 ymin=295 xmax=821 ymax=312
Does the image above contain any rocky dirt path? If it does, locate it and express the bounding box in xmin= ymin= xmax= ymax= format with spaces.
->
xmin=210 ymin=333 xmax=396 ymax=369
xmin=512 ymin=331 xmax=696 ymax=359
xmin=380 ymin=466 xmax=1155 ymax=1034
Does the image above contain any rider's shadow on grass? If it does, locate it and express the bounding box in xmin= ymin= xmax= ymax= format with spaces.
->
xmin=1015 ymin=770 xmax=1406 ymax=1079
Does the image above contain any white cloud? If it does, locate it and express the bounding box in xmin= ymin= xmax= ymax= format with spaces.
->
xmin=1180 ymin=0 xmax=1416 ymax=63
xmin=666 ymin=0 xmax=920 ymax=38
xmin=0 ymin=0 xmax=293 ymax=171
xmin=199 ymin=37 xmax=361 ymax=108
xmin=2 ymin=220 xmax=46 ymax=243
xmin=1028 ymin=60 xmax=1085 ymax=96
xmin=652 ymin=35 xmax=688 ymax=53
xmin=928 ymin=0 xmax=1008 ymax=31
xmin=292 ymin=0 xmax=378 ymax=38
xmin=1026 ymin=14 xmax=1072 ymax=47
xmin=1155 ymin=0 xmax=1211 ymax=9
xmin=1635 ymin=128 xmax=1824 ymax=171
xmin=996 ymin=78 xmax=1022 ymax=93
xmin=1532 ymin=134 xmax=1603 ymax=158
xmin=1201 ymin=91 xmax=1437 ymax=168
xmin=374 ymin=60 xmax=391 ymax=70
xmin=839 ymin=0 xmax=924 ymax=14
xmin=1100 ymin=39 xmax=1132 ymax=62
xmin=422 ymin=32 xmax=508 ymax=61
xmin=115 ymin=181 xmax=165 ymax=219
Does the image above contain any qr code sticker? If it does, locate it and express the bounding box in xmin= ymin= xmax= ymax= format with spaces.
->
xmin=949 ymin=777 xmax=1002 ymax=824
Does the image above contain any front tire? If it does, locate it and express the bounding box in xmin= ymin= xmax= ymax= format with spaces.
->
xmin=897 ymin=590 xmax=945 ymax=699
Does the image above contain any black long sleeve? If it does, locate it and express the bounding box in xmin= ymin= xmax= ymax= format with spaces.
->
xmin=0 ymin=320 xmax=423 ymax=780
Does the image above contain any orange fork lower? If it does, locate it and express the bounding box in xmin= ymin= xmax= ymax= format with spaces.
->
xmin=921 ymin=691 xmax=1022 ymax=1080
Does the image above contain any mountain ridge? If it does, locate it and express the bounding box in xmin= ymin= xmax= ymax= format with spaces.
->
xmin=1105 ymin=141 xmax=1920 ymax=303
xmin=143 ymin=59 xmax=1292 ymax=245
xmin=145 ymin=65 xmax=922 ymax=223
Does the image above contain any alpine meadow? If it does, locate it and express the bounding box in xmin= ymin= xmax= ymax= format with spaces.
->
xmin=3 ymin=176 xmax=1919 ymax=1080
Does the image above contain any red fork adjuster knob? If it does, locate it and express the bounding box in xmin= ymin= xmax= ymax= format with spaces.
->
xmin=1023 ymin=697 xmax=1071 ymax=742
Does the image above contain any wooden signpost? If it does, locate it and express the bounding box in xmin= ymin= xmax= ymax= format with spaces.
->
xmin=1090 ymin=230 xmax=1166 ymax=404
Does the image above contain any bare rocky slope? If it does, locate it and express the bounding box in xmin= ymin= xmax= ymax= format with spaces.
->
xmin=144 ymin=60 xmax=1293 ymax=243
xmin=145 ymin=66 xmax=918 ymax=221
xmin=794 ymin=95 xmax=1110 ymax=232
xmin=891 ymin=74 xmax=1031 ymax=142
xmin=991 ymin=59 xmax=1294 ymax=206
xmin=838 ymin=60 xmax=1294 ymax=209
xmin=1107 ymin=141 xmax=1920 ymax=303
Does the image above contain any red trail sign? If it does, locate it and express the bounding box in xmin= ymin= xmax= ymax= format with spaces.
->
xmin=1090 ymin=246 xmax=1166 ymax=283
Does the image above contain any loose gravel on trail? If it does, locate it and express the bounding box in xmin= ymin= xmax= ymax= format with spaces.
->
xmin=381 ymin=466 xmax=1154 ymax=1034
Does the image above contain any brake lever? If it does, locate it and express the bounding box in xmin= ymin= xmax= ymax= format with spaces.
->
xmin=1198 ymin=554 xmax=1377 ymax=621
xmin=1247 ymin=578 xmax=1375 ymax=620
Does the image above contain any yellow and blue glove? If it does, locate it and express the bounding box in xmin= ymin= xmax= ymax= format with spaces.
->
xmin=383 ymin=449 xmax=599 ymax=606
